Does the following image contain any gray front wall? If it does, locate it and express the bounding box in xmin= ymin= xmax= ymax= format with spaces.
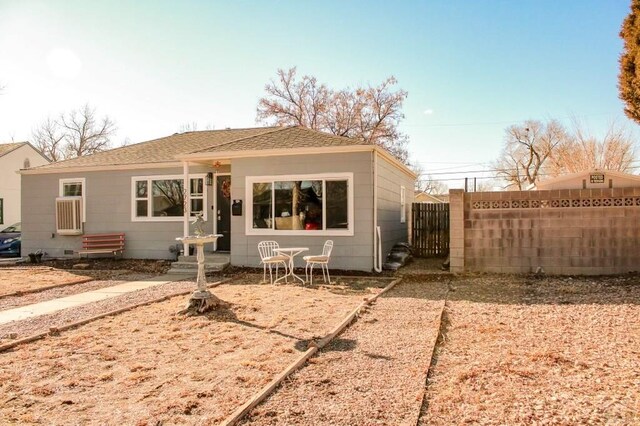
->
xmin=21 ymin=165 xmax=216 ymax=259
xmin=22 ymin=152 xmax=413 ymax=272
xmin=376 ymin=156 xmax=414 ymax=261
xmin=230 ymin=152 xmax=375 ymax=271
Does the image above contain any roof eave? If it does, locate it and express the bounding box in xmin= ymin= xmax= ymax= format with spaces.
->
xmin=176 ymin=145 xmax=375 ymax=161
xmin=20 ymin=161 xmax=184 ymax=175
xmin=178 ymin=145 xmax=417 ymax=179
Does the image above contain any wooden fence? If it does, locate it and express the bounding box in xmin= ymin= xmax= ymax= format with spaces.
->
xmin=412 ymin=203 xmax=450 ymax=257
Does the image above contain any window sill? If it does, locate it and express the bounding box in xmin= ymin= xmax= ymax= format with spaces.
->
xmin=246 ymin=229 xmax=353 ymax=237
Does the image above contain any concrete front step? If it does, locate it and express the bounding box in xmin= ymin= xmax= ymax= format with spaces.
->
xmin=168 ymin=256 xmax=230 ymax=275
xmin=177 ymin=254 xmax=230 ymax=263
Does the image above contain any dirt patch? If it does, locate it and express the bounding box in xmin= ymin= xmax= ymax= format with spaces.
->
xmin=419 ymin=274 xmax=640 ymax=425
xmin=42 ymin=258 xmax=171 ymax=278
xmin=0 ymin=276 xmax=387 ymax=425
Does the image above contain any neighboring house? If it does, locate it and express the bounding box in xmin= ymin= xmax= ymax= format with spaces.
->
xmin=20 ymin=126 xmax=415 ymax=271
xmin=0 ymin=142 xmax=50 ymax=226
xmin=535 ymin=169 xmax=640 ymax=190
xmin=414 ymin=191 xmax=449 ymax=203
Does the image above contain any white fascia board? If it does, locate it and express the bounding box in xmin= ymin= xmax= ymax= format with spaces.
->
xmin=19 ymin=161 xmax=184 ymax=175
xmin=177 ymin=145 xmax=417 ymax=180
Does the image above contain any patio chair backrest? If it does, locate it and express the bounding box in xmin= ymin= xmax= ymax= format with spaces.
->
xmin=258 ymin=240 xmax=280 ymax=260
xmin=322 ymin=240 xmax=334 ymax=258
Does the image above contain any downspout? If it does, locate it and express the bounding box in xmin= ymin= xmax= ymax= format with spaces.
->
xmin=373 ymin=151 xmax=382 ymax=272
xmin=183 ymin=161 xmax=190 ymax=255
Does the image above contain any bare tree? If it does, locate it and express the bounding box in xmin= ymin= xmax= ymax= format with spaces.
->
xmin=547 ymin=121 xmax=636 ymax=175
xmin=177 ymin=122 xmax=215 ymax=133
xmin=59 ymin=104 xmax=116 ymax=158
xmin=257 ymin=67 xmax=409 ymax=163
xmin=419 ymin=175 xmax=448 ymax=194
xmin=493 ymin=120 xmax=569 ymax=190
xmin=31 ymin=104 xmax=116 ymax=161
xmin=31 ymin=117 xmax=64 ymax=161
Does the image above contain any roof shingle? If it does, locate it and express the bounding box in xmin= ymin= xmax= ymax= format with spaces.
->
xmin=0 ymin=142 xmax=28 ymax=158
xmin=32 ymin=126 xmax=370 ymax=170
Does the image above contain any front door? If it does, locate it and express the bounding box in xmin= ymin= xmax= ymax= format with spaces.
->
xmin=216 ymin=175 xmax=231 ymax=251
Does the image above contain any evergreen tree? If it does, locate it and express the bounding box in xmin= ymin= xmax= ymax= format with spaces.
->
xmin=619 ymin=0 xmax=640 ymax=123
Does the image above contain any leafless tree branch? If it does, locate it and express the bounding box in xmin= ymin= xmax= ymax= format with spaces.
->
xmin=257 ymin=68 xmax=409 ymax=163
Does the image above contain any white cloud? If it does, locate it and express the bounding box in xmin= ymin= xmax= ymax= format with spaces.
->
xmin=423 ymin=108 xmax=434 ymax=115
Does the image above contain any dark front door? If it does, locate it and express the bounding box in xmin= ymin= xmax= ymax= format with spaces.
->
xmin=216 ymin=175 xmax=231 ymax=251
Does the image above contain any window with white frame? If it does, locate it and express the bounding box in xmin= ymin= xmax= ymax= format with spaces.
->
xmin=132 ymin=175 xmax=206 ymax=221
xmin=400 ymin=186 xmax=406 ymax=223
xmin=59 ymin=178 xmax=86 ymax=222
xmin=247 ymin=173 xmax=353 ymax=235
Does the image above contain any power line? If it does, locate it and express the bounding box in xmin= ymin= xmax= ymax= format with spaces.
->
xmin=406 ymin=112 xmax=617 ymax=129
xmin=419 ymin=163 xmax=640 ymax=177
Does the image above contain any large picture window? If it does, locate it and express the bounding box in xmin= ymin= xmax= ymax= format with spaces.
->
xmin=131 ymin=175 xmax=206 ymax=221
xmin=246 ymin=173 xmax=353 ymax=236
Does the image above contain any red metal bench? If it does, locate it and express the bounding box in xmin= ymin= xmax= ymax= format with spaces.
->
xmin=78 ymin=233 xmax=125 ymax=258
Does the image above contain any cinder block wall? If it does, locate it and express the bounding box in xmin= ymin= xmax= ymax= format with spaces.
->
xmin=449 ymin=187 xmax=640 ymax=275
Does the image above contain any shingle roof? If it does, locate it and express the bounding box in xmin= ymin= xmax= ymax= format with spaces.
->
xmin=32 ymin=126 xmax=370 ymax=170
xmin=190 ymin=126 xmax=365 ymax=154
xmin=0 ymin=142 xmax=28 ymax=158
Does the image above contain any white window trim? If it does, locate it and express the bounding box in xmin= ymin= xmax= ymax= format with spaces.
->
xmin=59 ymin=178 xmax=86 ymax=222
xmin=400 ymin=185 xmax=406 ymax=223
xmin=131 ymin=174 xmax=207 ymax=222
xmin=245 ymin=172 xmax=354 ymax=237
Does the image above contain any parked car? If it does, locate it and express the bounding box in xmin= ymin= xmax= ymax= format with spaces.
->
xmin=0 ymin=222 xmax=21 ymax=257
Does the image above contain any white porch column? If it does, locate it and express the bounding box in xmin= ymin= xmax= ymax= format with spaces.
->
xmin=183 ymin=161 xmax=191 ymax=255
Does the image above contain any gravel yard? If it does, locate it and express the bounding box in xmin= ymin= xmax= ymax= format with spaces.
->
xmin=0 ymin=275 xmax=386 ymax=425
xmin=1 ymin=257 xmax=638 ymax=425
xmin=241 ymin=277 xmax=449 ymax=426
xmin=0 ymin=273 xmax=160 ymax=311
xmin=419 ymin=274 xmax=640 ymax=425
xmin=0 ymin=266 xmax=92 ymax=296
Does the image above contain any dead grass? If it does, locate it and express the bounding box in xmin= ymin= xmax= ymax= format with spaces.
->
xmin=0 ymin=276 xmax=383 ymax=425
xmin=0 ymin=267 xmax=92 ymax=296
xmin=419 ymin=274 xmax=640 ymax=425
xmin=0 ymin=259 xmax=172 ymax=298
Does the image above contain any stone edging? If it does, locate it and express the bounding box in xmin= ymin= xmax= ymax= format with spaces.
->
xmin=0 ymin=277 xmax=231 ymax=353
xmin=221 ymin=276 xmax=404 ymax=426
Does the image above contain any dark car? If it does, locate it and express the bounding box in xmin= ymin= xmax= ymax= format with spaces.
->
xmin=0 ymin=222 xmax=21 ymax=257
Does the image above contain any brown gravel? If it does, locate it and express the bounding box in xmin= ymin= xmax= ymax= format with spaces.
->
xmin=241 ymin=277 xmax=449 ymax=425
xmin=0 ymin=275 xmax=386 ymax=425
xmin=0 ymin=273 xmax=159 ymax=311
xmin=420 ymin=274 xmax=640 ymax=425
xmin=0 ymin=278 xmax=204 ymax=342
xmin=0 ymin=266 xmax=92 ymax=296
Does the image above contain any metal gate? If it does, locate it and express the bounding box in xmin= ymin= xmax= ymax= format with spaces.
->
xmin=412 ymin=203 xmax=449 ymax=257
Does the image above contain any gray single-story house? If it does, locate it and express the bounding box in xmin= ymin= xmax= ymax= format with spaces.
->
xmin=20 ymin=126 xmax=415 ymax=271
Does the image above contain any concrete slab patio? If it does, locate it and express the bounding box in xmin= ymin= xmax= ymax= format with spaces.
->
xmin=0 ymin=273 xmax=194 ymax=325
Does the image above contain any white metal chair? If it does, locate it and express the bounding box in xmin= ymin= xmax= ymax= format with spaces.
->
xmin=303 ymin=240 xmax=333 ymax=285
xmin=258 ymin=241 xmax=288 ymax=284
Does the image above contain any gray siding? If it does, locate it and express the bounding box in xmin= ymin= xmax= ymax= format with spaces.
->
xmin=22 ymin=152 xmax=413 ymax=272
xmin=21 ymin=165 xmax=215 ymax=259
xmin=230 ymin=152 xmax=374 ymax=271
xmin=376 ymin=155 xmax=414 ymax=261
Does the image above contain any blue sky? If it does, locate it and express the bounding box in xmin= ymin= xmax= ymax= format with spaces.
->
xmin=0 ymin=0 xmax=634 ymax=188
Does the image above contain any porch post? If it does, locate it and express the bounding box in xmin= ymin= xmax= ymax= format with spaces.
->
xmin=183 ymin=161 xmax=190 ymax=255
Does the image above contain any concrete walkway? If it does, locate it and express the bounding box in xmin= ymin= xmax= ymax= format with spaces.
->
xmin=0 ymin=273 xmax=194 ymax=325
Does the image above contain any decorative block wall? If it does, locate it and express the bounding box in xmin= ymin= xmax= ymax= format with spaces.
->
xmin=449 ymin=187 xmax=640 ymax=275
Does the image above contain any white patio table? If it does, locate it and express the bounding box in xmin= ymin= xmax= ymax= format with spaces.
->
xmin=272 ymin=247 xmax=309 ymax=284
